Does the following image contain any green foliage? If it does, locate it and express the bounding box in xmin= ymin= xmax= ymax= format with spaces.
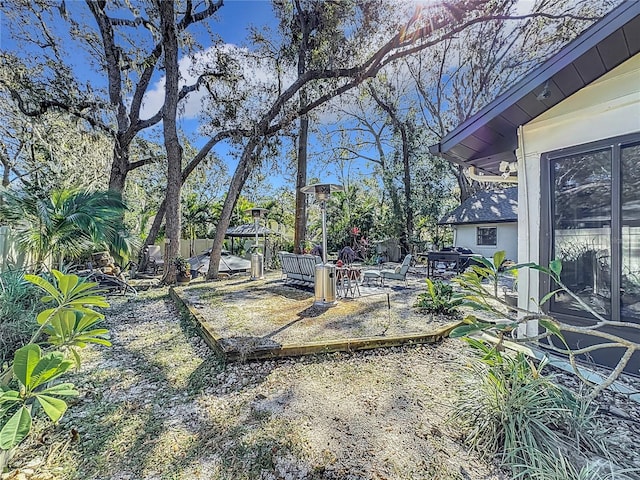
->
xmin=450 ymin=250 xmax=564 ymax=341
xmin=414 ymin=278 xmax=462 ymax=316
xmin=43 ymin=310 xmax=111 ymax=367
xmin=0 ymin=187 xmax=134 ymax=268
xmin=322 ymin=187 xmax=376 ymax=253
xmin=173 ymin=257 xmax=191 ymax=276
xmin=454 ymin=250 xmax=522 ymax=299
xmin=0 ymin=270 xmax=42 ymax=365
xmin=25 ymin=271 xmax=110 ymax=367
xmin=0 ymin=344 xmax=78 ymax=449
xmin=181 ymin=193 xmax=214 ymax=255
xmin=0 ymin=270 xmax=110 ymax=456
xmin=449 ymin=314 xmax=505 ymax=338
xmin=453 ymin=339 xmax=607 ymax=478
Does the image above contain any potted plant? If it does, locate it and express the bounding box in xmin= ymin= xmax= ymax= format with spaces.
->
xmin=174 ymin=257 xmax=192 ymax=285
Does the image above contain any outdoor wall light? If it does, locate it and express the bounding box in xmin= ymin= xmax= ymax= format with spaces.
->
xmin=536 ymin=80 xmax=551 ymax=101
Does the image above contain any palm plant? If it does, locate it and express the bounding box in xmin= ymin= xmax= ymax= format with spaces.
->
xmin=181 ymin=194 xmax=212 ymax=256
xmin=0 ymin=187 xmax=133 ymax=270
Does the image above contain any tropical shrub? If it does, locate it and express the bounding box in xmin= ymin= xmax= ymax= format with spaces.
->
xmin=0 ymin=270 xmax=42 ymax=365
xmin=0 ymin=187 xmax=135 ymax=269
xmin=0 ymin=271 xmax=110 ymax=467
xmin=414 ymin=278 xmax=462 ymax=316
xmin=453 ymin=339 xmax=607 ymax=479
xmin=450 ymin=250 xmax=640 ymax=477
xmin=451 ymin=250 xmax=640 ymax=400
xmin=0 ymin=344 xmax=78 ymax=450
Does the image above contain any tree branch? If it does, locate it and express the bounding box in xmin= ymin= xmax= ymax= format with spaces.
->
xmin=1 ymin=80 xmax=114 ymax=135
xmin=128 ymin=156 xmax=162 ymax=170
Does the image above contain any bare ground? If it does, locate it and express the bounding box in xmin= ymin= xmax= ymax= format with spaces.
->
xmin=5 ymin=275 xmax=640 ymax=480
xmin=179 ymin=272 xmax=455 ymax=352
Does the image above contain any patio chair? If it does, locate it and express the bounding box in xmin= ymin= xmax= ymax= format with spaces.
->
xmin=146 ymin=245 xmax=164 ymax=274
xmin=362 ymin=269 xmax=383 ymax=286
xmin=380 ymin=254 xmax=412 ymax=287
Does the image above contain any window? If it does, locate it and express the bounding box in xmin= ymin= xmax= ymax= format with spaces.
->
xmin=543 ymin=133 xmax=640 ymax=323
xmin=477 ymin=227 xmax=497 ymax=246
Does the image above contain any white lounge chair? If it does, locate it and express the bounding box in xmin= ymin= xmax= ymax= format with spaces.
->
xmin=380 ymin=254 xmax=412 ymax=287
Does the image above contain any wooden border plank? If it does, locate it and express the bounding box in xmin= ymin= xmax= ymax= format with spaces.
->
xmin=170 ymin=287 xmax=461 ymax=362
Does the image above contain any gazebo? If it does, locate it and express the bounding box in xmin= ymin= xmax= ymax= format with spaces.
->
xmin=225 ymin=224 xmax=273 ymax=256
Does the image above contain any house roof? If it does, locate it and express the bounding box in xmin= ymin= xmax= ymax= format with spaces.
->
xmin=428 ymin=2 xmax=640 ymax=175
xmin=439 ymin=187 xmax=518 ymax=225
xmin=226 ymin=224 xmax=272 ymax=237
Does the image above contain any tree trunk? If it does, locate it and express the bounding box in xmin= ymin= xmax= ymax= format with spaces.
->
xmin=108 ymin=140 xmax=129 ymax=192
xmin=453 ymin=164 xmax=482 ymax=203
xmin=369 ymin=88 xmax=413 ymax=252
xmin=293 ymin=108 xmax=308 ymax=254
xmin=292 ymin=3 xmax=311 ymax=255
xmin=158 ymin=0 xmax=181 ymax=285
xmin=206 ymin=139 xmax=258 ymax=279
xmin=1 ymin=160 xmax=10 ymax=187
xmin=400 ymin=124 xmax=412 ymax=253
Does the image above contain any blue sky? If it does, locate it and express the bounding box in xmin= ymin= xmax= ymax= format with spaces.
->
xmin=3 ymin=1 xmax=466 ymax=197
xmin=0 ymin=1 xmax=344 ymax=194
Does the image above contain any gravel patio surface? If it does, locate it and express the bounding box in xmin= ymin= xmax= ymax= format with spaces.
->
xmin=5 ymin=287 xmax=506 ymax=480
xmin=5 ymin=275 xmax=640 ymax=480
xmin=178 ymin=271 xmax=455 ymax=353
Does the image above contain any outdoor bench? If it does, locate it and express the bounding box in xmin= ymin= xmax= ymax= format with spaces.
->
xmin=278 ymin=252 xmax=323 ymax=286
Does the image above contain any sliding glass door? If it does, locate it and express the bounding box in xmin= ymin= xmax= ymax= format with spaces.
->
xmin=546 ymin=134 xmax=640 ymax=323
xmin=621 ymin=143 xmax=640 ymax=322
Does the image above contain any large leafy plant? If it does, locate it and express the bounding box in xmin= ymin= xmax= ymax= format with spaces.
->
xmin=27 ymin=271 xmax=111 ymax=367
xmin=414 ymin=278 xmax=462 ymax=316
xmin=449 ymin=250 xmax=640 ymax=477
xmin=0 ymin=271 xmax=109 ymax=460
xmin=0 ymin=345 xmax=77 ymax=449
xmin=0 ymin=270 xmax=42 ymax=366
xmin=449 ymin=250 xmax=561 ymax=343
xmin=0 ymin=187 xmax=135 ymax=269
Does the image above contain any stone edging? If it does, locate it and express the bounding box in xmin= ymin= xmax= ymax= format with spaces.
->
xmin=169 ymin=287 xmax=461 ymax=362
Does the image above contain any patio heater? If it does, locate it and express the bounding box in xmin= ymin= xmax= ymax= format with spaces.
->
xmin=249 ymin=208 xmax=268 ymax=280
xmin=301 ymin=183 xmax=344 ymax=306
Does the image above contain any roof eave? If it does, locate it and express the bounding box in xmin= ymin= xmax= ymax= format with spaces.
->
xmin=429 ymin=2 xmax=640 ymax=171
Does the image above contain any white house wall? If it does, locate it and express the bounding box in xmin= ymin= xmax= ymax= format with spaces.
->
xmin=516 ymin=53 xmax=640 ymax=310
xmin=453 ymin=223 xmax=518 ymax=261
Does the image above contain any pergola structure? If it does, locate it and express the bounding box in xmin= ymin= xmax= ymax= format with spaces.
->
xmin=225 ymin=224 xmax=273 ymax=255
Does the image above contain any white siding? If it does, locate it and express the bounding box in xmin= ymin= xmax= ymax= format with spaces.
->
xmin=517 ymin=53 xmax=640 ymax=310
xmin=453 ymin=223 xmax=518 ymax=261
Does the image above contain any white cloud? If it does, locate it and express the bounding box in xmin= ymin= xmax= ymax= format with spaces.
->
xmin=139 ymin=43 xmax=291 ymax=122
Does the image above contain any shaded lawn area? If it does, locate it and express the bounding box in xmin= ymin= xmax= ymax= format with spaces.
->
xmin=6 ymin=287 xmax=504 ymax=480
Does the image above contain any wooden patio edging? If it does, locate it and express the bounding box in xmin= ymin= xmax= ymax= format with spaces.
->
xmin=169 ymin=287 xmax=461 ymax=362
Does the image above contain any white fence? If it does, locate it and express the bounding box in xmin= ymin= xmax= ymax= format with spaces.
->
xmin=0 ymin=226 xmax=31 ymax=273
xmin=179 ymin=238 xmax=215 ymax=259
